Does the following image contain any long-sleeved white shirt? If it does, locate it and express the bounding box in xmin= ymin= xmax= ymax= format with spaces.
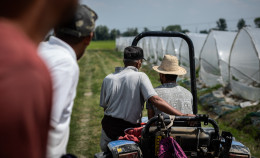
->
xmin=38 ymin=36 xmax=79 ymax=158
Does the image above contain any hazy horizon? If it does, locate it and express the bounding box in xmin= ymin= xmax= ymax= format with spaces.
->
xmin=81 ymin=0 xmax=260 ymax=33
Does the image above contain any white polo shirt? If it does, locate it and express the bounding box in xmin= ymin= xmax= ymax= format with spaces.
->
xmin=100 ymin=66 xmax=157 ymax=124
xmin=38 ymin=36 xmax=79 ymax=158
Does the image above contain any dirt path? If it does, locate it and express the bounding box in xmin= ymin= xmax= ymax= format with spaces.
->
xmin=67 ymin=51 xmax=94 ymax=157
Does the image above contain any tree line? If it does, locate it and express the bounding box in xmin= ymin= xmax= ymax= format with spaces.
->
xmin=94 ymin=17 xmax=260 ymax=41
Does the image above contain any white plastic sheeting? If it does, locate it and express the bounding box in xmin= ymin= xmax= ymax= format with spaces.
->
xmin=165 ymin=37 xmax=182 ymax=58
xmin=115 ymin=36 xmax=135 ymax=52
xmin=126 ymin=37 xmax=135 ymax=49
xmin=115 ymin=36 xmax=189 ymax=65
xmin=148 ymin=37 xmax=159 ymax=64
xmin=115 ymin=37 xmax=124 ymax=52
xmin=115 ymin=31 xmax=259 ymax=101
xmin=200 ymin=30 xmax=236 ymax=87
xmin=137 ymin=37 xmax=150 ymax=60
xmin=179 ymin=33 xmax=207 ymax=70
xmin=156 ymin=37 xmax=169 ymax=64
xmin=229 ymin=27 xmax=260 ymax=101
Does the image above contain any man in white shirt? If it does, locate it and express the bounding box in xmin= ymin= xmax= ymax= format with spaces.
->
xmin=38 ymin=5 xmax=98 ymax=158
xmin=99 ymin=46 xmax=194 ymax=152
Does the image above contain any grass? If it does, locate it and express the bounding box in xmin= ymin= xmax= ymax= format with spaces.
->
xmin=217 ymin=104 xmax=260 ymax=157
xmin=67 ymin=40 xmax=260 ymax=158
xmin=67 ymin=41 xmax=124 ymax=157
xmin=87 ymin=40 xmax=116 ymax=51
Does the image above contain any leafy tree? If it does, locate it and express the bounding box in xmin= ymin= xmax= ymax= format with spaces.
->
xmin=165 ymin=25 xmax=182 ymax=32
xmin=254 ymin=17 xmax=260 ymax=28
xmin=200 ymin=30 xmax=208 ymax=34
xmin=161 ymin=27 xmax=165 ymax=31
xmin=216 ymin=18 xmax=227 ymax=31
xmin=122 ymin=28 xmax=139 ymax=36
xmin=237 ymin=18 xmax=246 ymax=30
xmin=110 ymin=29 xmax=120 ymax=40
xmin=181 ymin=29 xmax=190 ymax=33
xmin=94 ymin=25 xmax=109 ymax=40
xmin=143 ymin=27 xmax=150 ymax=32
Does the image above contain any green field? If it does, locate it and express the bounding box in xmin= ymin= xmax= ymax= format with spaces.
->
xmin=67 ymin=40 xmax=260 ymax=158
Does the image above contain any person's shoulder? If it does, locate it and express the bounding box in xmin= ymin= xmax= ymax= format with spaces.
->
xmin=177 ymin=85 xmax=190 ymax=91
xmin=39 ymin=50 xmax=78 ymax=80
xmin=154 ymin=85 xmax=169 ymax=94
xmin=0 ymin=22 xmax=52 ymax=88
xmin=103 ymin=73 xmax=114 ymax=81
xmin=137 ymin=71 xmax=149 ymax=78
xmin=39 ymin=43 xmax=76 ymax=66
xmin=137 ymin=72 xmax=153 ymax=84
xmin=0 ymin=22 xmax=37 ymax=58
xmin=39 ymin=40 xmax=69 ymax=57
xmin=155 ymin=84 xmax=164 ymax=89
xmin=177 ymin=86 xmax=192 ymax=95
xmin=102 ymin=73 xmax=116 ymax=86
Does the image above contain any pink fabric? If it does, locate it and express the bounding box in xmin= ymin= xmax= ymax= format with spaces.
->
xmin=158 ymin=137 xmax=187 ymax=158
xmin=118 ymin=127 xmax=143 ymax=142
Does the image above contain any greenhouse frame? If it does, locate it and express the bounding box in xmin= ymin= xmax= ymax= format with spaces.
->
xmin=229 ymin=27 xmax=260 ymax=101
xmin=199 ymin=30 xmax=236 ymax=87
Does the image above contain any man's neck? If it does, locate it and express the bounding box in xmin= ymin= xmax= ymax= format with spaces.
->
xmin=70 ymin=41 xmax=89 ymax=61
xmin=124 ymin=65 xmax=138 ymax=69
xmin=162 ymin=81 xmax=176 ymax=84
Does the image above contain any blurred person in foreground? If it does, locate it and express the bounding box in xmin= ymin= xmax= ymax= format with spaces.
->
xmin=147 ymin=55 xmax=193 ymax=119
xmin=0 ymin=0 xmax=78 ymax=157
xmin=38 ymin=5 xmax=98 ymax=158
xmin=99 ymin=46 xmax=194 ymax=152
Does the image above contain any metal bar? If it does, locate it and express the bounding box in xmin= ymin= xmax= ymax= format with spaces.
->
xmin=131 ymin=31 xmax=197 ymax=114
xmin=208 ymin=118 xmax=220 ymax=139
xmin=144 ymin=115 xmax=220 ymax=139
xmin=143 ymin=116 xmax=158 ymax=135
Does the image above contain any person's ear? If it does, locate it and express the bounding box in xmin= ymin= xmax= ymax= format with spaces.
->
xmin=83 ymin=32 xmax=94 ymax=46
xmin=138 ymin=60 xmax=142 ymax=69
xmin=159 ymin=73 xmax=165 ymax=84
xmin=134 ymin=61 xmax=139 ymax=69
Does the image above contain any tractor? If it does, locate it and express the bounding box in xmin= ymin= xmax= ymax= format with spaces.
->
xmin=94 ymin=31 xmax=251 ymax=158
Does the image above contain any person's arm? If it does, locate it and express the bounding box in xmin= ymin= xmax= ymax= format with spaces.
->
xmin=146 ymin=99 xmax=155 ymax=119
xmin=100 ymin=80 xmax=106 ymax=109
xmin=45 ymin=59 xmax=78 ymax=127
xmin=148 ymin=95 xmax=195 ymax=116
xmin=148 ymin=109 xmax=155 ymax=119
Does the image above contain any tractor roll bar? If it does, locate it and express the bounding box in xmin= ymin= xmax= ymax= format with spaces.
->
xmin=131 ymin=31 xmax=197 ymax=114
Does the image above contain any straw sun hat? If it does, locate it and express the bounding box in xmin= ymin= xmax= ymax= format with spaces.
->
xmin=153 ymin=55 xmax=186 ymax=75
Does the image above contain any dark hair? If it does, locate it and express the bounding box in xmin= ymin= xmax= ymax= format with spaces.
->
xmin=123 ymin=59 xmax=139 ymax=66
xmin=165 ymin=74 xmax=178 ymax=81
xmin=0 ymin=0 xmax=34 ymax=18
xmin=124 ymin=46 xmax=144 ymax=60
xmin=55 ymin=30 xmax=87 ymax=45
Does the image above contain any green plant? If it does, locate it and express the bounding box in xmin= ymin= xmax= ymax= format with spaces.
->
xmin=232 ymin=75 xmax=239 ymax=81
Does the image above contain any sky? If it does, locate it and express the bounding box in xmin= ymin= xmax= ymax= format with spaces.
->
xmin=80 ymin=0 xmax=260 ymax=33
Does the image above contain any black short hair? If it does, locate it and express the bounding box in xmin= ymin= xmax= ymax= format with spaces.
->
xmin=123 ymin=59 xmax=139 ymax=65
xmin=124 ymin=46 xmax=144 ymax=60
xmin=165 ymin=74 xmax=178 ymax=81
